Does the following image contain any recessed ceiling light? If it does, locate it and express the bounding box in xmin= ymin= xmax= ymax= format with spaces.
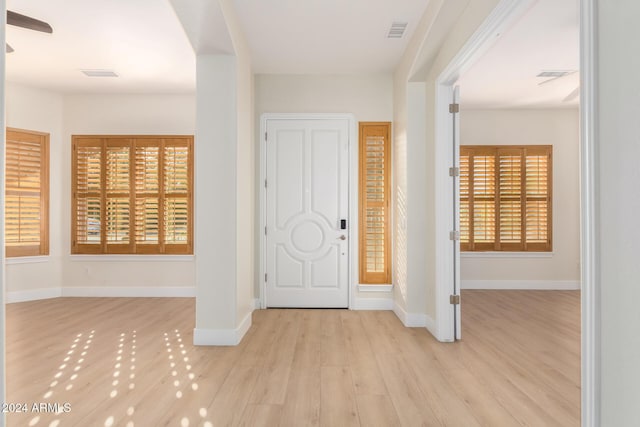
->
xmin=387 ymin=22 xmax=408 ymax=39
xmin=81 ymin=69 xmax=119 ymax=78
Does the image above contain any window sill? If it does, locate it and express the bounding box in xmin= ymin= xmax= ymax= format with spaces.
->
xmin=358 ymin=284 xmax=393 ymax=292
xmin=69 ymin=255 xmax=195 ymax=262
xmin=6 ymin=255 xmax=50 ymax=265
xmin=461 ymin=252 xmax=554 ymax=259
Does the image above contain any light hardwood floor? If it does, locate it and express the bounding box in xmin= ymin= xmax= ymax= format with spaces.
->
xmin=5 ymin=290 xmax=580 ymax=426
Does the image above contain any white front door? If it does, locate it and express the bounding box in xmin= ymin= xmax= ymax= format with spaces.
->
xmin=265 ymin=118 xmax=349 ymax=308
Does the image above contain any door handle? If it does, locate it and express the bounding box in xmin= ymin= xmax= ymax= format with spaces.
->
xmin=338 ymin=235 xmax=346 ymax=240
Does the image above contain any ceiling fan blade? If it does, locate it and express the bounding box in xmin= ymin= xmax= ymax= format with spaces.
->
xmin=7 ymin=10 xmax=53 ymax=33
xmin=563 ymin=86 xmax=580 ymax=102
xmin=6 ymin=43 xmax=14 ymax=53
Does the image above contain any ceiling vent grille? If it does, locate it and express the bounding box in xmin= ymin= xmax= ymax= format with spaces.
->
xmin=536 ymin=70 xmax=574 ymax=78
xmin=81 ymin=69 xmax=119 ymax=77
xmin=387 ymin=22 xmax=408 ymax=39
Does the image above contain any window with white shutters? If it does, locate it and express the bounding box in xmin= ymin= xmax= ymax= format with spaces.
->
xmin=460 ymin=145 xmax=552 ymax=252
xmin=5 ymin=128 xmax=49 ymax=257
xmin=72 ymin=135 xmax=193 ymax=254
xmin=359 ymin=122 xmax=391 ymax=284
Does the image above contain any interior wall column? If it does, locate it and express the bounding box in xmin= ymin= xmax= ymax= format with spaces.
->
xmin=193 ymin=54 xmax=241 ymax=345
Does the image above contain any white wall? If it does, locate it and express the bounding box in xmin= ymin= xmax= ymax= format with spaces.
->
xmin=1 ymin=0 xmax=7 ymax=415
xmin=459 ymin=108 xmax=580 ymax=288
xmin=3 ymin=88 xmax=197 ymax=297
xmin=193 ymin=0 xmax=255 ymax=344
xmin=255 ymin=74 xmax=393 ymax=121
xmin=393 ymin=0 xmax=506 ymax=330
xmin=255 ymin=73 xmax=394 ymax=305
xmin=597 ymin=0 xmax=640 ymax=424
xmin=221 ymin=0 xmax=256 ymax=330
xmin=62 ymin=94 xmax=196 ymax=293
xmin=4 ymin=83 xmax=64 ymax=298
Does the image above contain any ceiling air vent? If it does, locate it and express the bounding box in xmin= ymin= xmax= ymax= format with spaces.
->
xmin=387 ymin=22 xmax=408 ymax=39
xmin=81 ymin=69 xmax=119 ymax=77
xmin=536 ymin=70 xmax=574 ymax=78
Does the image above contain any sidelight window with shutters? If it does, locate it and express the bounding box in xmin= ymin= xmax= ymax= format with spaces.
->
xmin=71 ymin=135 xmax=193 ymax=255
xmin=359 ymin=122 xmax=391 ymax=284
xmin=5 ymin=128 xmax=50 ymax=257
xmin=459 ymin=145 xmax=552 ymax=252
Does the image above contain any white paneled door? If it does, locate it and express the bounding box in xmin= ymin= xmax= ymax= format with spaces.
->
xmin=265 ymin=118 xmax=349 ymax=307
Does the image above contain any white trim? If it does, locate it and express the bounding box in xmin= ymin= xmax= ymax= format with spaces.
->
xmin=259 ymin=113 xmax=356 ymax=309
xmin=424 ymin=314 xmax=437 ymax=337
xmin=462 ymin=280 xmax=580 ymax=290
xmin=61 ymin=286 xmax=196 ymax=298
xmin=193 ymin=311 xmax=252 ymax=346
xmin=433 ymin=0 xmax=537 ymax=344
xmin=580 ymin=0 xmax=599 ymax=425
xmin=357 ymin=284 xmax=393 ymax=292
xmin=252 ymin=298 xmax=261 ymax=310
xmin=352 ymin=297 xmax=393 ymax=310
xmin=392 ymin=302 xmax=429 ymax=328
xmin=69 ymin=255 xmax=195 ymax=262
xmin=461 ymin=251 xmax=554 ymax=259
xmin=6 ymin=287 xmax=62 ymax=303
xmin=5 ymin=256 xmax=49 ymax=265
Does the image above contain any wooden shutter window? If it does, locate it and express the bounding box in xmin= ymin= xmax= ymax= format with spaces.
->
xmin=359 ymin=122 xmax=391 ymax=284
xmin=74 ymin=142 xmax=102 ymax=252
xmin=5 ymin=128 xmax=49 ymax=257
xmin=72 ymin=135 xmax=193 ymax=255
xmin=460 ymin=145 xmax=552 ymax=252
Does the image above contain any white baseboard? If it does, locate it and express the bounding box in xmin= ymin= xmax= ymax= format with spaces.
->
xmin=7 ymin=287 xmax=62 ymax=303
xmin=61 ymin=286 xmax=196 ymax=297
xmin=392 ymin=302 xmax=427 ymax=327
xmin=193 ymin=311 xmax=252 ymax=346
xmin=252 ymin=299 xmax=261 ymax=310
xmin=461 ymin=280 xmax=581 ymax=290
xmin=424 ymin=314 xmax=437 ymax=337
xmin=352 ymin=297 xmax=394 ymax=310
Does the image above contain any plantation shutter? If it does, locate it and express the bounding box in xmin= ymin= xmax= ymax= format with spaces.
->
xmin=524 ymin=147 xmax=551 ymax=250
xmin=459 ymin=153 xmax=470 ymax=250
xmin=163 ymin=140 xmax=192 ymax=253
xmin=5 ymin=128 xmax=49 ymax=257
xmin=359 ymin=123 xmax=391 ymax=284
xmin=471 ymin=150 xmax=496 ymax=251
xmin=497 ymin=148 xmax=523 ymax=250
xmin=74 ymin=140 xmax=103 ymax=253
xmin=135 ymin=141 xmax=161 ymax=253
xmin=460 ymin=145 xmax=552 ymax=252
xmin=72 ymin=136 xmax=193 ymax=254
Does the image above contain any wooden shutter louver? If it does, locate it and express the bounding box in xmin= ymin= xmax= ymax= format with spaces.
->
xmin=525 ymin=148 xmax=551 ymax=250
xmin=460 ymin=145 xmax=552 ymax=252
xmin=72 ymin=136 xmax=193 ymax=254
xmin=359 ymin=123 xmax=391 ymax=284
xmin=105 ymin=142 xmax=132 ymax=252
xmin=498 ymin=150 xmax=522 ymax=250
xmin=163 ymin=142 xmax=191 ymax=251
xmin=74 ymin=142 xmax=102 ymax=251
xmin=5 ymin=129 xmax=49 ymax=257
xmin=459 ymin=154 xmax=470 ymax=249
xmin=472 ymin=152 xmax=496 ymax=250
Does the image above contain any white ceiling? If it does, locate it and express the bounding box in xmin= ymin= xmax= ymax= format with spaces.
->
xmin=457 ymin=0 xmax=580 ymax=108
xmin=4 ymin=0 xmax=579 ymax=108
xmin=5 ymin=0 xmax=196 ymax=94
xmin=232 ymin=0 xmax=429 ymax=74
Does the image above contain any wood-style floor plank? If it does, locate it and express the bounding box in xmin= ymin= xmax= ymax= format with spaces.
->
xmin=5 ymin=291 xmax=581 ymax=426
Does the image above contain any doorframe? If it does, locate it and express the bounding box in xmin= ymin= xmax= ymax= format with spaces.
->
xmin=433 ymin=0 xmax=598 ymax=425
xmin=258 ymin=113 xmax=357 ymax=309
xmin=433 ymin=0 xmax=536 ymax=343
